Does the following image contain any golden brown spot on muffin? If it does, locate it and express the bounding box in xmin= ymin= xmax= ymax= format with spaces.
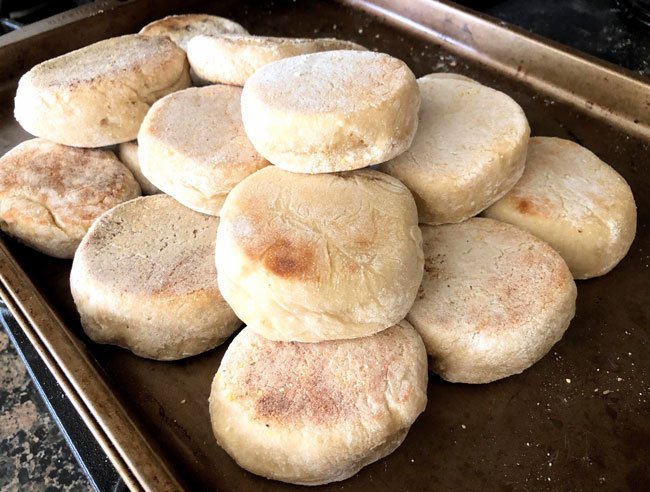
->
xmin=515 ymin=196 xmax=555 ymax=219
xmin=254 ymin=372 xmax=343 ymax=425
xmin=240 ymin=342 xmax=348 ymax=425
xmin=515 ymin=198 xmax=533 ymax=214
xmin=262 ymin=237 xmax=315 ymax=280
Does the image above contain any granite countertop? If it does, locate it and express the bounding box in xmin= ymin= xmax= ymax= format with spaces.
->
xmin=0 ymin=329 xmax=88 ymax=490
xmin=1 ymin=0 xmax=649 ymax=490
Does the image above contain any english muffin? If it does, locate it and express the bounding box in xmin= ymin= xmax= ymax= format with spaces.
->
xmin=483 ymin=137 xmax=637 ymax=279
xmin=14 ymin=34 xmax=190 ymax=147
xmin=70 ymin=195 xmax=240 ymax=360
xmin=241 ymin=50 xmax=420 ymax=173
xmin=117 ymin=141 xmax=160 ymax=195
xmin=408 ymin=218 xmax=576 ymax=384
xmin=209 ymin=322 xmax=428 ymax=485
xmin=140 ymin=14 xmax=248 ymax=51
xmin=418 ymin=72 xmax=478 ymax=84
xmin=187 ymin=34 xmax=365 ymax=86
xmin=380 ymin=77 xmax=529 ymax=224
xmin=0 ymin=138 xmax=140 ymax=258
xmin=216 ymin=166 xmax=424 ymax=342
xmin=138 ymin=85 xmax=268 ymax=216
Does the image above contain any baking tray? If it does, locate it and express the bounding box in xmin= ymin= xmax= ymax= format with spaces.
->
xmin=0 ymin=0 xmax=648 ymax=490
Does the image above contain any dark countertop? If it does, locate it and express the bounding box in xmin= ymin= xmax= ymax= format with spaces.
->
xmin=465 ymin=0 xmax=650 ymax=77
xmin=1 ymin=0 xmax=648 ymax=490
xmin=0 ymin=327 xmax=89 ymax=491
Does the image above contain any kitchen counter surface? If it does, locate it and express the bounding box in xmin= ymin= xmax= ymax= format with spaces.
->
xmin=0 ymin=328 xmax=88 ymax=490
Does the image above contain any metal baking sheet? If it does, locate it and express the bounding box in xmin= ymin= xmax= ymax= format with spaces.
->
xmin=0 ymin=0 xmax=648 ymax=490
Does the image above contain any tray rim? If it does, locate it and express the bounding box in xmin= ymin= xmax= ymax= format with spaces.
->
xmin=348 ymin=0 xmax=650 ymax=140
xmin=0 ymin=241 xmax=182 ymax=492
xmin=0 ymin=0 xmax=649 ymax=490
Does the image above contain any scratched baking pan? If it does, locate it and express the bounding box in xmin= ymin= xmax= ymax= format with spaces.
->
xmin=0 ymin=0 xmax=648 ymax=490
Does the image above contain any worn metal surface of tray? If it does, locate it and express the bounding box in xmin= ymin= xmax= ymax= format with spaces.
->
xmin=0 ymin=0 xmax=648 ymax=490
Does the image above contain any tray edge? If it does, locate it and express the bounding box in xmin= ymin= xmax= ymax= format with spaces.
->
xmin=0 ymin=239 xmax=183 ymax=492
xmin=342 ymin=0 xmax=650 ymax=141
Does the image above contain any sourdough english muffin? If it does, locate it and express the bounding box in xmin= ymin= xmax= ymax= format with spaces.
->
xmin=0 ymin=138 xmax=140 ymax=258
xmin=14 ymin=34 xmax=190 ymax=148
xmin=408 ymin=218 xmax=576 ymax=384
xmin=380 ymin=77 xmax=529 ymax=225
xmin=210 ymin=322 xmax=428 ymax=485
xmin=216 ymin=166 xmax=424 ymax=342
xmin=187 ymin=34 xmax=366 ymax=86
xmin=139 ymin=14 xmax=248 ymax=51
xmin=117 ymin=141 xmax=160 ymax=195
xmin=241 ymin=50 xmax=420 ymax=173
xmin=138 ymin=85 xmax=268 ymax=216
xmin=70 ymin=195 xmax=240 ymax=360
xmin=483 ymin=137 xmax=637 ymax=279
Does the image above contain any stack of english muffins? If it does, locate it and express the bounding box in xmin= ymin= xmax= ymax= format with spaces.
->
xmin=212 ymin=49 xmax=428 ymax=485
xmin=1 ymin=12 xmax=637 ymax=487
